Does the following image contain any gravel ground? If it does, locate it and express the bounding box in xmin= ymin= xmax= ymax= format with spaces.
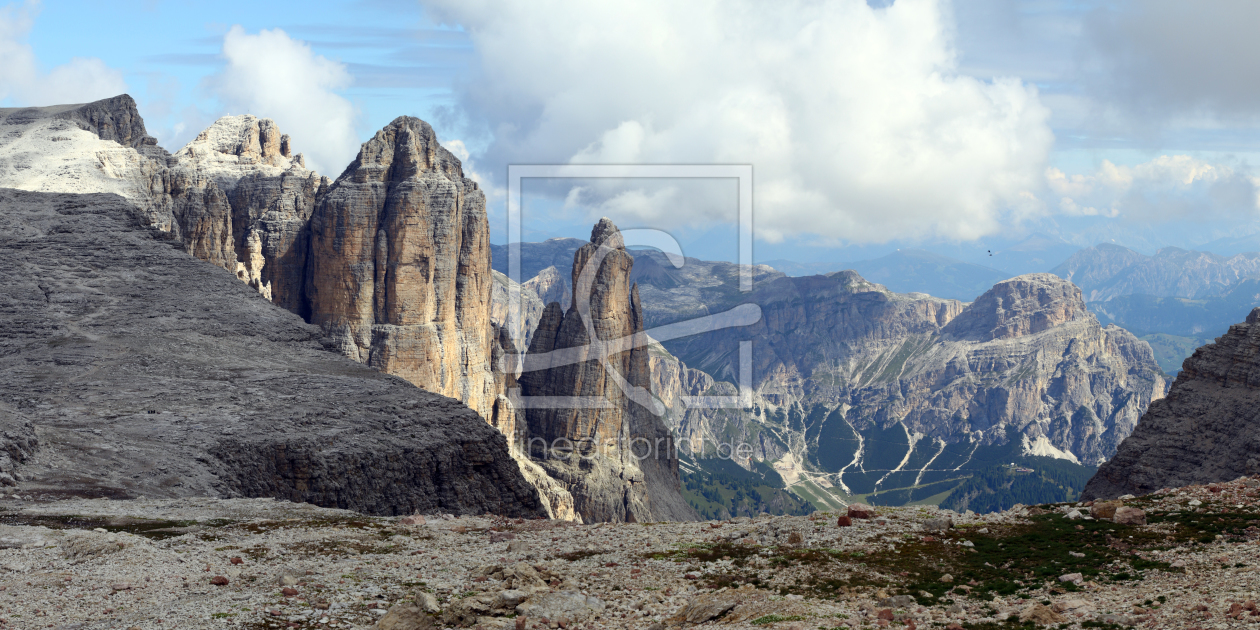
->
xmin=0 ymin=477 xmax=1258 ymax=630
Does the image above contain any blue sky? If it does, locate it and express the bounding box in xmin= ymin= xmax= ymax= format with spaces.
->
xmin=5 ymin=0 xmax=1260 ymax=263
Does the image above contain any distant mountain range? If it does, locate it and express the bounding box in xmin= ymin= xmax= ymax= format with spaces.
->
xmin=1052 ymin=244 xmax=1260 ymax=302
xmin=762 ymin=233 xmax=1081 ymax=302
xmin=763 ymin=249 xmax=1012 ymax=301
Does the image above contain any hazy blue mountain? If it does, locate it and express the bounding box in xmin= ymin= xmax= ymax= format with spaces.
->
xmin=1199 ymin=232 xmax=1260 ymax=257
xmin=844 ymin=250 xmax=1015 ymax=301
xmin=490 ymin=238 xmax=584 ymax=281
xmin=1053 ymin=244 xmax=1260 ymax=301
xmin=1088 ymin=277 xmax=1260 ymax=373
xmin=984 ymin=233 xmax=1081 ymax=276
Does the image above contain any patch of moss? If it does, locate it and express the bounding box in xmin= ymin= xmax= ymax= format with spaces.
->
xmin=751 ymin=614 xmax=805 ymax=625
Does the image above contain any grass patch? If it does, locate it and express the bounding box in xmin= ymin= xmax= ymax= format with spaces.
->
xmin=751 ymin=614 xmax=805 ymax=625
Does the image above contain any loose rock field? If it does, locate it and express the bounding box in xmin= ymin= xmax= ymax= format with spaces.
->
xmin=0 ymin=475 xmax=1258 ymax=629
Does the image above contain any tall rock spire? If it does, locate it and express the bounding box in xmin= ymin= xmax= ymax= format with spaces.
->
xmin=305 ymin=116 xmax=497 ymax=418
xmin=519 ymin=218 xmax=696 ymax=522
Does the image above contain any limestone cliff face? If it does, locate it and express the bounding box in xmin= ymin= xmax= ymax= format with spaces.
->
xmin=1083 ymin=308 xmax=1260 ymax=499
xmin=941 ymin=273 xmax=1085 ymax=342
xmin=519 ymin=219 xmax=696 ymax=523
xmin=0 ymin=95 xmax=174 ymax=228
xmin=169 ymin=115 xmax=325 ymax=309
xmin=661 ymin=273 xmax=1165 ymax=478
xmin=0 ymin=99 xmax=325 ymax=313
xmin=524 ymin=266 xmax=570 ymax=311
xmin=490 ymin=270 xmax=546 ymax=350
xmin=305 ymin=116 xmax=497 ymax=418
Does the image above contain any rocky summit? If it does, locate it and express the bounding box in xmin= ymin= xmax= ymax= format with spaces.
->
xmin=0 ymin=189 xmax=542 ymax=517
xmin=306 ymin=116 xmax=497 ymax=420
xmin=0 ymin=475 xmax=1257 ymax=629
xmin=1084 ymin=306 xmax=1260 ymax=499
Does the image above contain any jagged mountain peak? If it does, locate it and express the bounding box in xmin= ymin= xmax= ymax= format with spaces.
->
xmin=589 ymin=217 xmax=625 ymax=249
xmin=175 ymin=114 xmax=307 ymax=175
xmin=334 ymin=115 xmax=469 ymax=186
xmin=0 ymin=93 xmax=164 ymax=158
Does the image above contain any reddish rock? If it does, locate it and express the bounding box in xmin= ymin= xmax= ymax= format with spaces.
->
xmin=836 ymin=515 xmax=852 ymax=527
xmin=210 ymin=576 xmax=228 ymax=586
xmin=1113 ymin=507 xmax=1147 ymax=525
xmin=848 ymin=503 xmax=873 ymax=519
xmin=306 ymin=117 xmax=497 ymax=419
xmin=877 ymin=608 xmax=894 ymax=620
xmin=282 ymin=587 xmax=299 ymax=597
xmin=229 ymin=557 xmax=243 ymax=565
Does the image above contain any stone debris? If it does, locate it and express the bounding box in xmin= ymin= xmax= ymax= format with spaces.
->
xmin=1020 ymin=602 xmax=1066 ymax=625
xmin=0 ymin=475 xmax=1253 ymax=628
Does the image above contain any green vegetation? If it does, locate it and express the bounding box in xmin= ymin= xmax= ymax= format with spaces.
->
xmin=940 ymin=457 xmax=1095 ymax=513
xmin=682 ymin=458 xmax=814 ymax=519
xmin=1139 ymin=333 xmax=1206 ymax=375
xmin=650 ymin=509 xmax=1181 ymax=608
xmin=750 ymin=614 xmax=805 ymax=625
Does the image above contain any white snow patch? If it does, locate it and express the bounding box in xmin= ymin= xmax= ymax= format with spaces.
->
xmin=1021 ymin=434 xmax=1081 ymax=465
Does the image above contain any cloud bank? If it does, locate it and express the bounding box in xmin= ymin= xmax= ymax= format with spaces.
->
xmin=1048 ymin=156 xmax=1260 ymax=222
xmin=0 ymin=1 xmax=127 ymax=106
xmin=424 ymin=0 xmax=1054 ymax=244
xmin=207 ymin=26 xmax=360 ymax=175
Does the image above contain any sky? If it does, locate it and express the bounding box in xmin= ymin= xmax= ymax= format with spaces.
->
xmin=3 ymin=0 xmax=1260 ymax=263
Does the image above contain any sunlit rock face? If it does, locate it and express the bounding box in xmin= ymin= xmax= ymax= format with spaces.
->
xmin=0 ymin=99 xmax=325 ymax=312
xmin=305 ymin=116 xmax=498 ymax=418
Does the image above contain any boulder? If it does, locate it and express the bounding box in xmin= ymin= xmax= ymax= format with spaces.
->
xmin=1020 ymin=603 xmax=1066 ymax=625
xmin=667 ymin=590 xmax=743 ymax=625
xmin=1113 ymin=507 xmax=1146 ymax=525
xmin=377 ymin=602 xmax=438 ymax=630
xmin=1089 ymin=501 xmax=1121 ymax=519
xmin=514 ymin=591 xmax=605 ymax=623
xmin=847 ymin=503 xmax=874 ymax=519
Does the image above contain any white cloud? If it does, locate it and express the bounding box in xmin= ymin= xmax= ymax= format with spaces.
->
xmin=207 ymin=26 xmax=360 ymax=175
xmin=1048 ymin=156 xmax=1260 ymax=222
xmin=0 ymin=1 xmax=127 ymax=105
xmin=423 ymin=0 xmax=1054 ymax=244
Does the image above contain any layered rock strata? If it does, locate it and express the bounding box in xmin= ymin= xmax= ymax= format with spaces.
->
xmin=305 ymin=116 xmax=497 ymax=418
xmin=519 ymin=219 xmax=695 ymax=523
xmin=663 ymin=273 xmax=1165 ymax=469
xmin=0 ymin=189 xmax=543 ymax=516
xmin=1083 ymin=308 xmax=1260 ymax=499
